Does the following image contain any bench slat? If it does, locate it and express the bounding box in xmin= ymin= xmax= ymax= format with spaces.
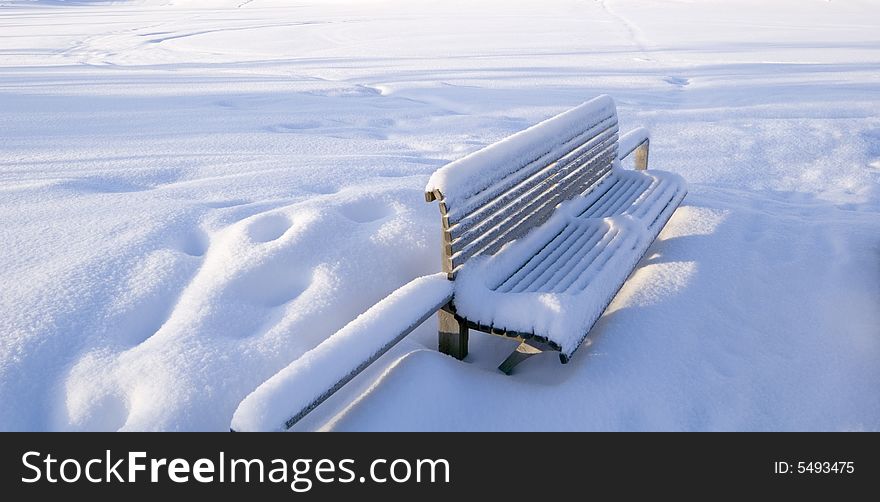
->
xmin=494 ymin=224 xmax=579 ymax=292
xmin=550 ymin=225 xmax=626 ymax=293
xmin=449 ymin=147 xmax=617 ymax=272
xmin=447 ymin=124 xmax=618 ymax=240
xmin=445 ymin=115 xmax=618 ymax=225
xmin=448 ymin=141 xmax=616 ymax=260
xmin=426 ymin=97 xmax=617 ymax=207
xmin=507 ymin=222 xmax=609 ymax=293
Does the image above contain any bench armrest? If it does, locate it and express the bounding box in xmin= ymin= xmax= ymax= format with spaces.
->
xmin=231 ymin=273 xmax=454 ymax=432
xmin=618 ymin=127 xmax=650 ymax=170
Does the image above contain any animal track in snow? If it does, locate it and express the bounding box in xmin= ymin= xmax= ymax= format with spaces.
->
xmin=73 ymin=390 xmax=130 ymax=432
xmin=265 ymin=121 xmax=388 ymax=140
xmin=60 ymin=170 xmax=182 ymax=194
xmin=233 ymin=254 xmax=314 ymax=308
xmin=742 ymin=217 xmax=767 ymax=243
xmin=663 ymin=76 xmax=690 ymax=87
xmin=62 ymin=177 xmax=153 ymax=194
xmin=367 ymin=117 xmax=395 ymax=128
xmin=266 ymin=120 xmax=323 ymax=132
xmin=203 ymin=199 xmax=250 ymax=209
xmin=245 ymin=270 xmax=310 ymax=308
xmin=374 ymin=169 xmax=410 ymax=178
xmin=305 ymin=84 xmax=381 ymax=98
xmin=337 ymin=198 xmax=394 ymax=223
xmin=169 ymin=228 xmax=209 ymax=257
xmin=247 ymin=213 xmax=292 ymax=243
xmin=304 ymin=184 xmax=340 ymax=194
xmin=325 ymin=130 xmax=388 ymax=141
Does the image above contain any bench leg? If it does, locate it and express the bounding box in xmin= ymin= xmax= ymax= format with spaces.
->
xmin=498 ymin=341 xmax=543 ymax=375
xmin=438 ymin=307 xmax=468 ymax=360
xmin=634 ymin=139 xmax=650 ymax=170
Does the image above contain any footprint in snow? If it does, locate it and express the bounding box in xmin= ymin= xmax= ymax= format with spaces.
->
xmin=337 ymin=198 xmax=394 ymax=223
xmin=203 ymin=199 xmax=251 ymax=209
xmin=265 ymin=120 xmax=323 ymax=133
xmin=304 ymin=184 xmax=339 ymax=195
xmin=169 ymin=227 xmax=209 ymax=257
xmin=663 ymin=76 xmax=690 ymax=87
xmin=248 ymin=213 xmax=293 ymax=243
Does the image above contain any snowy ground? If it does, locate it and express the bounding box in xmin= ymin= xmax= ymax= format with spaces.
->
xmin=1 ymin=0 xmax=878 ymax=431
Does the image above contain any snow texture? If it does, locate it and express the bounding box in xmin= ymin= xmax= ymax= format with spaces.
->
xmin=231 ymin=273 xmax=452 ymax=432
xmin=1 ymin=0 xmax=878 ymax=431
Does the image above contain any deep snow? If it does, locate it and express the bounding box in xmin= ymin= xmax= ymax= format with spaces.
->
xmin=0 ymin=0 xmax=878 ymax=431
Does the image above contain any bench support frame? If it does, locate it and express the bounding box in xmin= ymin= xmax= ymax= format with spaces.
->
xmin=438 ymin=305 xmax=469 ymax=360
xmin=498 ymin=339 xmax=556 ymax=375
xmin=633 ymin=139 xmax=649 ymax=170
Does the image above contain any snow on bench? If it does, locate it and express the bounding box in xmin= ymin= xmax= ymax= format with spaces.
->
xmin=426 ymin=95 xmax=685 ymax=368
xmin=232 ymin=95 xmax=686 ymax=431
xmin=231 ymin=273 xmax=452 ymax=432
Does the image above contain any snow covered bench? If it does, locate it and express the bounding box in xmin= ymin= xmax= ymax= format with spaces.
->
xmin=231 ymin=95 xmax=686 ymax=431
xmin=426 ymin=95 xmax=686 ymax=371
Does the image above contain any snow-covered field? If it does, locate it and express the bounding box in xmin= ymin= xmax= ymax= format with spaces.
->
xmin=1 ymin=0 xmax=878 ymax=431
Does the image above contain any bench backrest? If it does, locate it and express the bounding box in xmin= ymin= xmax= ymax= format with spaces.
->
xmin=425 ymin=96 xmax=620 ymax=277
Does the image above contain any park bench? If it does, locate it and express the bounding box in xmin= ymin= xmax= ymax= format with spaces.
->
xmin=231 ymin=95 xmax=687 ymax=431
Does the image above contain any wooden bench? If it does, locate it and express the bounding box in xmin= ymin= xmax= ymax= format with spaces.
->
xmin=231 ymin=95 xmax=686 ymax=431
xmin=425 ymin=94 xmax=686 ymax=372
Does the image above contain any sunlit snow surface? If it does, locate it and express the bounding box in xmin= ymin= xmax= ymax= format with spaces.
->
xmin=1 ymin=0 xmax=878 ymax=431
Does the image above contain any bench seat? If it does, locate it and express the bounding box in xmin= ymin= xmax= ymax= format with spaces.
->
xmin=577 ymin=168 xmax=686 ymax=230
xmin=452 ymin=168 xmax=686 ymax=360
